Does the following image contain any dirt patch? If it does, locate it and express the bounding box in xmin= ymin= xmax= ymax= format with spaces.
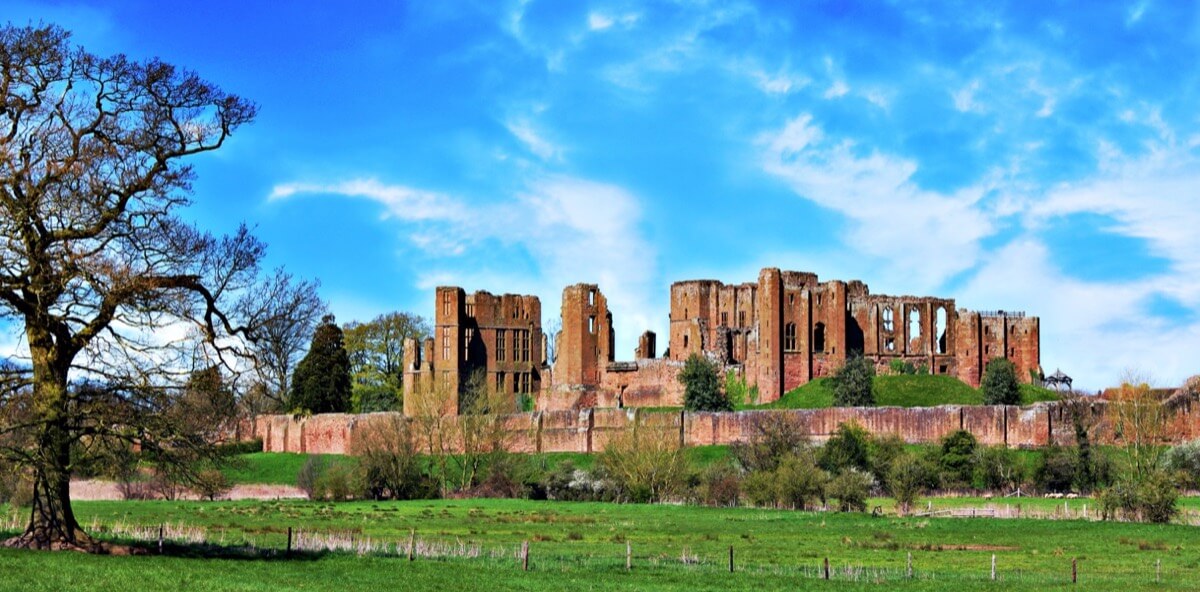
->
xmin=912 ymin=543 xmax=1021 ymax=551
xmin=70 ymin=479 xmax=306 ymax=501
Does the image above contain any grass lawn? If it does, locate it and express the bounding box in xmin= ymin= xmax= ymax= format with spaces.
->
xmin=760 ymin=375 xmax=1060 ymax=409
xmin=2 ymin=497 xmax=1198 ymax=591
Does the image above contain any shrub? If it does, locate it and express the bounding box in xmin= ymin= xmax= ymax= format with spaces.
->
xmin=1164 ymin=439 xmax=1200 ymax=489
xmin=679 ymin=353 xmax=730 ymax=411
xmin=820 ymin=421 xmax=871 ymax=474
xmin=937 ymin=430 xmax=978 ymax=490
xmin=888 ymin=359 xmax=916 ymax=375
xmin=774 ymin=453 xmax=828 ymax=510
xmin=1098 ymin=469 xmax=1178 ymax=523
xmin=216 ymin=438 xmax=264 ymax=456
xmin=827 ymin=469 xmax=873 ymax=512
xmin=831 ymin=356 xmax=875 ymax=407
xmin=888 ymin=453 xmax=930 ymax=515
xmin=695 ymin=463 xmax=742 ymax=507
xmin=731 ymin=413 xmax=810 ymax=473
xmin=351 ymin=416 xmax=432 ymax=500
xmin=742 ymin=470 xmax=778 ymax=508
xmin=973 ymin=446 xmax=1025 ymax=492
xmin=725 ymin=370 xmax=759 ymax=407
xmin=1033 ymin=446 xmax=1077 ymax=494
xmin=981 ymin=358 xmax=1020 ymax=405
xmin=867 ymin=433 xmax=906 ymax=490
xmin=0 ymin=463 xmax=33 ymax=509
xmin=193 ymin=469 xmax=232 ymax=501
xmin=597 ymin=429 xmax=691 ymax=503
xmin=318 ymin=463 xmax=357 ymax=501
xmin=297 ymin=455 xmax=331 ymax=500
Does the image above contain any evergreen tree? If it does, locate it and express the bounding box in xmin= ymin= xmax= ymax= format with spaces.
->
xmin=831 ymin=355 xmax=876 ymax=407
xmin=289 ymin=314 xmax=353 ymax=413
xmin=981 ymin=357 xmax=1020 ymax=405
xmin=679 ymin=353 xmax=730 ymax=411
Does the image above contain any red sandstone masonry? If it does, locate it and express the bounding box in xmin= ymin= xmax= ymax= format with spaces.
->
xmin=254 ymin=403 xmax=1200 ymax=455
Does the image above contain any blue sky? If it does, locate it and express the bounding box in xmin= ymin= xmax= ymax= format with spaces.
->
xmin=7 ymin=1 xmax=1200 ymax=390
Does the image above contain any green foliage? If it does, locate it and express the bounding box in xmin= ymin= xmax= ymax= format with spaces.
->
xmin=771 ymin=374 xmax=1060 ymax=410
xmin=888 ymin=359 xmax=916 ymax=375
xmin=972 ymin=446 xmax=1025 ymax=492
xmin=596 ymin=430 xmax=691 ymax=503
xmin=1164 ymin=439 xmax=1200 ymax=489
xmin=192 ymin=469 xmax=232 ymax=501
xmin=981 ymin=357 xmax=1020 ymax=405
xmin=288 ymin=314 xmax=353 ymax=414
xmin=724 ymin=370 xmax=759 ymax=407
xmin=774 ymin=453 xmax=829 ymax=510
xmin=830 ymin=356 xmax=875 ymax=407
xmin=827 ymin=468 xmax=873 ymax=512
xmin=1098 ymin=469 xmax=1179 ymax=523
xmin=343 ymin=312 xmax=430 ymax=414
xmin=351 ymin=384 xmax=400 ymax=413
xmin=731 ymin=413 xmax=810 ymax=473
xmin=351 ymin=417 xmax=434 ymax=501
xmin=819 ymin=421 xmax=871 ymax=474
xmin=679 ymin=353 xmax=730 ymax=412
xmin=1034 ymin=445 xmax=1078 ymax=493
xmin=937 ymin=430 xmax=978 ymax=489
xmin=867 ymin=433 xmax=907 ymax=490
xmin=887 ymin=453 xmax=930 ymax=514
xmin=693 ymin=463 xmax=742 ymax=507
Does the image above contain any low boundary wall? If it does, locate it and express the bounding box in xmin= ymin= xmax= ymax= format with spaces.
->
xmin=251 ymin=402 xmax=1200 ymax=456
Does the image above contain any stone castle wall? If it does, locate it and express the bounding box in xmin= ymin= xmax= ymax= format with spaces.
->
xmin=251 ymin=402 xmax=1200 ymax=456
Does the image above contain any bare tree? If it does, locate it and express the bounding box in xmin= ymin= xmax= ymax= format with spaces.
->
xmin=0 ymin=24 xmax=301 ymax=550
xmin=244 ymin=273 xmax=326 ymax=413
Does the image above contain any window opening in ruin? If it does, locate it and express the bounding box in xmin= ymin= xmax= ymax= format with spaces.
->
xmin=784 ymin=322 xmax=797 ymax=352
xmin=908 ymin=309 xmax=921 ymax=348
xmin=985 ymin=345 xmax=991 ymax=355
xmin=939 ymin=364 xmax=948 ymax=374
xmin=522 ymin=330 xmax=531 ymax=362
xmin=789 ymin=294 xmax=795 ymax=306
xmin=521 ymin=373 xmax=530 ymax=394
xmin=882 ymin=306 xmax=893 ymax=332
xmin=496 ymin=329 xmax=506 ymax=361
xmin=683 ymin=334 xmax=689 ymax=349
xmin=464 ymin=327 xmax=473 ymax=360
xmin=721 ymin=312 xmax=728 ymax=325
xmin=589 ymin=290 xmax=595 ymax=306
xmin=442 ymin=291 xmax=451 ymax=316
xmin=442 ymin=327 xmax=451 ymax=360
xmin=1009 ymin=347 xmax=1015 ymax=357
xmin=885 ymin=337 xmax=895 ymax=352
xmin=496 ymin=371 xmax=505 ymax=392
xmin=589 ymin=316 xmax=596 ymax=334
xmin=817 ymin=294 xmax=822 ymax=306
xmin=984 ymin=326 xmax=990 ymax=336
xmin=513 ymin=330 xmax=522 ymax=361
xmin=739 ymin=311 xmax=746 ymax=327
xmin=935 ymin=307 xmax=947 ymax=354
xmin=465 ymin=302 xmax=474 ymax=317
xmin=813 ymin=322 xmax=825 ymax=353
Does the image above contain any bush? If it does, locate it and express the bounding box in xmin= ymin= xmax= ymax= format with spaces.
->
xmin=888 ymin=359 xmax=916 ymax=375
xmin=1164 ymin=439 xmax=1200 ymax=489
xmin=867 ymin=434 xmax=906 ymax=490
xmin=888 ymin=453 xmax=930 ymax=515
xmin=193 ymin=469 xmax=232 ymax=501
xmin=981 ymin=358 xmax=1020 ymax=405
xmin=937 ymin=430 xmax=978 ymax=490
xmin=297 ymin=455 xmax=330 ymax=500
xmin=351 ymin=416 xmax=433 ymax=500
xmin=742 ymin=470 xmax=778 ymax=508
xmin=351 ymin=384 xmax=400 ymax=413
xmin=597 ymin=429 xmax=691 ymax=503
xmin=774 ymin=453 xmax=828 ymax=510
xmin=831 ymin=356 xmax=875 ymax=407
xmin=1033 ymin=446 xmax=1076 ymax=494
xmin=215 ymin=438 xmax=264 ymax=456
xmin=827 ymin=469 xmax=873 ymax=512
xmin=679 ymin=353 xmax=730 ymax=411
xmin=820 ymin=421 xmax=871 ymax=474
xmin=1098 ymin=469 xmax=1178 ymax=523
xmin=544 ymin=461 xmax=617 ymax=502
xmin=725 ymin=370 xmax=759 ymax=407
xmin=695 ymin=463 xmax=742 ymax=507
xmin=973 ymin=446 xmax=1025 ymax=492
xmin=731 ymin=413 xmax=810 ymax=473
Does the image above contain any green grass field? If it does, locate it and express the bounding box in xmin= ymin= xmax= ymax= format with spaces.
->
xmin=2 ymin=497 xmax=1198 ymax=591
xmin=761 ymin=375 xmax=1060 ymax=409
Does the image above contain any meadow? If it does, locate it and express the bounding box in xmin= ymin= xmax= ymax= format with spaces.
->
xmin=3 ymin=497 xmax=1198 ymax=591
xmin=762 ymin=375 xmax=1061 ymax=409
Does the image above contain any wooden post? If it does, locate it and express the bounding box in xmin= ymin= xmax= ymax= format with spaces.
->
xmin=158 ymin=524 xmax=164 ymax=554
xmin=626 ymin=541 xmax=632 ymax=572
xmin=407 ymin=529 xmax=415 ymax=561
xmin=823 ymin=557 xmax=830 ymax=580
xmin=1156 ymin=559 xmax=1161 ymax=583
xmin=286 ymin=526 xmax=293 ymax=555
xmin=906 ymin=552 xmax=912 ymax=579
xmin=991 ymin=554 xmax=996 ymax=581
xmin=728 ymin=545 xmax=734 ymax=573
xmin=1016 ymin=504 xmax=1021 ymax=518
xmin=521 ymin=541 xmax=529 ymax=571
xmin=1072 ymin=558 xmax=1077 ymax=584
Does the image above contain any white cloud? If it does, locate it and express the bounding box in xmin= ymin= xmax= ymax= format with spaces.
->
xmin=760 ymin=114 xmax=994 ymax=290
xmin=505 ymin=118 xmax=561 ymax=161
xmin=823 ymin=79 xmax=849 ymax=99
xmin=952 ymin=80 xmax=982 ymax=112
xmin=268 ymin=176 xmax=661 ymax=360
xmin=588 ymin=12 xmax=614 ymax=31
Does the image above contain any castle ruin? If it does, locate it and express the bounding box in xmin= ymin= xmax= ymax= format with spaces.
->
xmin=404 ymin=267 xmax=1040 ymax=413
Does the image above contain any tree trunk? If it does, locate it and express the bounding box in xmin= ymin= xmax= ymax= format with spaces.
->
xmin=3 ymin=344 xmax=103 ymax=552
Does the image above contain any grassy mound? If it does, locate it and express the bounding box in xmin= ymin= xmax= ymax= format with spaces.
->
xmin=761 ymin=374 xmax=1060 ymax=409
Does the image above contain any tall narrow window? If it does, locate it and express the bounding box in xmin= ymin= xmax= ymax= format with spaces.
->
xmin=522 ymin=330 xmax=531 ymax=362
xmin=721 ymin=312 xmax=728 ymax=325
xmin=882 ymin=306 xmax=894 ymax=332
xmin=464 ymin=327 xmax=473 ymax=360
xmin=513 ymin=330 xmax=521 ymax=361
xmin=738 ymin=311 xmax=746 ymax=327
xmin=813 ymin=322 xmax=825 ymax=353
xmin=784 ymin=322 xmax=797 ymax=352
xmin=496 ymin=371 xmax=506 ymax=392
xmin=589 ymin=290 xmax=595 ymax=306
xmin=441 ymin=326 xmax=451 ymax=360
xmin=442 ymin=291 xmax=451 ymax=316
xmin=496 ymin=329 xmax=507 ymax=361
xmin=589 ymin=316 xmax=596 ymax=334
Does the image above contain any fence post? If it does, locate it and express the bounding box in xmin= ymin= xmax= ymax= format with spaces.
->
xmin=408 ymin=529 xmax=415 ymax=561
xmin=1156 ymin=559 xmax=1161 ymax=583
xmin=286 ymin=526 xmax=293 ymax=555
xmin=991 ymin=554 xmax=996 ymax=581
xmin=521 ymin=541 xmax=529 ymax=571
xmin=1072 ymin=558 xmax=1077 ymax=584
xmin=906 ymin=552 xmax=912 ymax=579
xmin=158 ymin=524 xmax=164 ymax=554
xmin=626 ymin=541 xmax=632 ymax=572
xmin=823 ymin=557 xmax=830 ymax=580
xmin=728 ymin=545 xmax=734 ymax=573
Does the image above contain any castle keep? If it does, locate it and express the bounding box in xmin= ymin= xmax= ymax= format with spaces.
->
xmin=405 ymin=268 xmax=1040 ymax=413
